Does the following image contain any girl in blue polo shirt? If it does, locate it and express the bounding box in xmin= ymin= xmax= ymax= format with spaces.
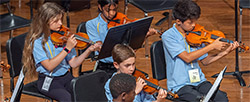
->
xmin=22 ymin=2 xmax=100 ymax=101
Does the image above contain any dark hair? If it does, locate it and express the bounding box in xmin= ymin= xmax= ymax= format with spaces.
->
xmin=173 ymin=0 xmax=201 ymax=22
xmin=109 ymin=73 xmax=136 ymax=99
xmin=112 ymin=44 xmax=135 ymax=64
xmin=98 ymin=0 xmax=119 ymax=12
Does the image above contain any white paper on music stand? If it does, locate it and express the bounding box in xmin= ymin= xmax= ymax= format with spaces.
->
xmin=10 ymin=68 xmax=25 ymax=102
xmin=203 ymin=66 xmax=227 ymax=102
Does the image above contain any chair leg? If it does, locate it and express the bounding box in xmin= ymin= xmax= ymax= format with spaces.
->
xmin=10 ymin=30 xmax=14 ymax=38
xmin=144 ymin=38 xmax=149 ymax=58
xmin=124 ymin=0 xmax=128 ymax=15
xmin=144 ymin=13 xmax=150 ymax=58
xmin=6 ymin=3 xmax=12 ymax=13
xmin=239 ymin=8 xmax=242 ymax=43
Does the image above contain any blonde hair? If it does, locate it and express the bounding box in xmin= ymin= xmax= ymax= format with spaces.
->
xmin=22 ymin=2 xmax=64 ymax=78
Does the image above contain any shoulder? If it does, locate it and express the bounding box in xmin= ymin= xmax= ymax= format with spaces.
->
xmin=34 ymin=36 xmax=44 ymax=45
xmin=162 ymin=27 xmax=179 ymax=40
xmin=86 ymin=16 xmax=100 ymax=26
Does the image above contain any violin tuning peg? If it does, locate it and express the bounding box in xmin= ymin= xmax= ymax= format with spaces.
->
xmin=239 ymin=48 xmax=245 ymax=53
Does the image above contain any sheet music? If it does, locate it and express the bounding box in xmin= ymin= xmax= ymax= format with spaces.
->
xmin=10 ymin=68 xmax=25 ymax=102
xmin=203 ymin=66 xmax=227 ymax=102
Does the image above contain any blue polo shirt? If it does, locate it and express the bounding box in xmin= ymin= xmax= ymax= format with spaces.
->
xmin=86 ymin=13 xmax=113 ymax=63
xmin=161 ymin=24 xmax=207 ymax=92
xmin=33 ymin=36 xmax=76 ymax=76
xmin=105 ymin=73 xmax=156 ymax=102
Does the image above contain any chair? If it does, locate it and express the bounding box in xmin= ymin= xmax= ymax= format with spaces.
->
xmin=150 ymin=40 xmax=166 ymax=81
xmin=0 ymin=0 xmax=32 ymax=38
xmin=76 ymin=22 xmax=97 ymax=76
xmin=150 ymin=40 xmax=181 ymax=101
xmin=124 ymin=0 xmax=177 ymax=57
xmin=6 ymin=33 xmax=53 ymax=101
xmin=70 ymin=70 xmax=109 ymax=102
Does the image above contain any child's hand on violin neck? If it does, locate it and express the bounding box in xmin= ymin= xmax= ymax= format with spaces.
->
xmin=224 ymin=41 xmax=239 ymax=53
xmin=89 ymin=43 xmax=101 ymax=52
xmin=156 ymin=89 xmax=168 ymax=102
xmin=211 ymin=37 xmax=228 ymax=51
xmin=146 ymin=28 xmax=158 ymax=38
xmin=135 ymin=77 xmax=147 ymax=95
xmin=65 ymin=34 xmax=77 ymax=50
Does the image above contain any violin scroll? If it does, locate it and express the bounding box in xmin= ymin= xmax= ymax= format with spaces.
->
xmin=0 ymin=61 xmax=11 ymax=73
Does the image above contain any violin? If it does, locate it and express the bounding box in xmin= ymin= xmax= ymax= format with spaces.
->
xmin=50 ymin=25 xmax=95 ymax=49
xmin=186 ymin=24 xmax=249 ymax=51
xmin=0 ymin=61 xmax=10 ymax=73
xmin=133 ymin=70 xmax=179 ymax=99
xmin=108 ymin=12 xmax=138 ymax=29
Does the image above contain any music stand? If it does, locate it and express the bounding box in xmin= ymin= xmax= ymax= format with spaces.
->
xmin=203 ymin=66 xmax=227 ymax=102
xmin=97 ymin=16 xmax=154 ymax=60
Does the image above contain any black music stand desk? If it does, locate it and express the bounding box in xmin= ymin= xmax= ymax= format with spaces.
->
xmin=97 ymin=16 xmax=154 ymax=60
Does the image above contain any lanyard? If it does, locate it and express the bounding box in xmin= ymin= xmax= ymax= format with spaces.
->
xmin=97 ymin=22 xmax=100 ymax=36
xmin=46 ymin=42 xmax=55 ymax=76
xmin=46 ymin=42 xmax=55 ymax=58
xmin=179 ymin=31 xmax=194 ymax=68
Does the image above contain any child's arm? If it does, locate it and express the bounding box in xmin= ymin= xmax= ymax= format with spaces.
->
xmin=201 ymin=41 xmax=239 ymax=65
xmin=40 ymin=34 xmax=77 ymax=71
xmin=178 ymin=37 xmax=227 ymax=63
xmin=68 ymin=43 xmax=101 ymax=68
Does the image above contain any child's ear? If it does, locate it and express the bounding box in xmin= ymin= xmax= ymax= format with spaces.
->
xmin=121 ymin=92 xmax=126 ymax=101
xmin=176 ymin=19 xmax=182 ymax=26
xmin=113 ymin=62 xmax=119 ymax=69
xmin=98 ymin=5 xmax=103 ymax=12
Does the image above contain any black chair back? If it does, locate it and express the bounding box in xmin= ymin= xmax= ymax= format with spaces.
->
xmin=150 ymin=40 xmax=166 ymax=80
xmin=6 ymin=33 xmax=26 ymax=91
xmin=76 ymin=22 xmax=87 ymax=33
xmin=71 ymin=70 xmax=109 ymax=102
xmin=6 ymin=33 xmax=53 ymax=101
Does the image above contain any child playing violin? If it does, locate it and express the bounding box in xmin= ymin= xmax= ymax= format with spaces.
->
xmin=22 ymin=2 xmax=100 ymax=101
xmin=162 ymin=0 xmax=239 ymax=101
xmin=109 ymin=73 xmax=136 ymax=102
xmin=104 ymin=44 xmax=167 ymax=102
xmin=86 ymin=0 xmax=158 ymax=77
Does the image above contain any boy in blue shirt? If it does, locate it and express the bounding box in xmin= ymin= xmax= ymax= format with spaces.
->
xmin=105 ymin=44 xmax=167 ymax=102
xmin=162 ymin=0 xmax=239 ymax=101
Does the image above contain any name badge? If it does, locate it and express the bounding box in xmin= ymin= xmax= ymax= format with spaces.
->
xmin=41 ymin=76 xmax=53 ymax=92
xmin=188 ymin=69 xmax=200 ymax=83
